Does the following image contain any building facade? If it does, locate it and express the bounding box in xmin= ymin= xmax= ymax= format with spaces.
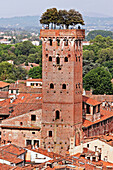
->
xmin=40 ymin=29 xmax=85 ymax=154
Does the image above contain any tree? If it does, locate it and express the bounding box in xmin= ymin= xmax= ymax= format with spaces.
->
xmin=83 ymin=67 xmax=113 ymax=94
xmin=83 ymin=60 xmax=100 ymax=77
xmin=96 ymin=48 xmax=113 ymax=64
xmin=40 ymin=8 xmax=58 ymax=29
xmin=87 ymin=30 xmax=113 ymax=41
xmin=40 ymin=8 xmax=84 ymax=29
xmin=28 ymin=66 xmax=42 ymax=79
xmin=0 ymin=61 xmax=27 ymax=81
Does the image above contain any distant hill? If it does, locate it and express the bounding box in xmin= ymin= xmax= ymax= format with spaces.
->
xmin=0 ymin=15 xmax=113 ymax=32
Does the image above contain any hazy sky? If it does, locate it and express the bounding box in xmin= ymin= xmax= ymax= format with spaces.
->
xmin=0 ymin=0 xmax=113 ymax=18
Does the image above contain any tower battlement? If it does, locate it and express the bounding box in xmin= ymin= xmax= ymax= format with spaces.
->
xmin=40 ymin=29 xmax=85 ymax=39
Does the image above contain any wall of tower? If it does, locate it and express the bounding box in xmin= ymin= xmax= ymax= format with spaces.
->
xmin=40 ymin=29 xmax=85 ymax=154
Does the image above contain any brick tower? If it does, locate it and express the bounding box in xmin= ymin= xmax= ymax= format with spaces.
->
xmin=40 ymin=28 xmax=85 ymax=154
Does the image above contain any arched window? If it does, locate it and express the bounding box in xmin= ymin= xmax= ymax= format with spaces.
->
xmin=56 ymin=57 xmax=60 ymax=65
xmin=50 ymin=83 xmax=54 ymax=89
xmin=64 ymin=39 xmax=68 ymax=46
xmin=62 ymin=84 xmax=66 ymax=89
xmin=49 ymin=56 xmax=52 ymax=61
xmin=56 ymin=110 xmax=60 ymax=119
xmin=57 ymin=39 xmax=60 ymax=46
xmin=64 ymin=57 xmax=68 ymax=62
xmin=49 ymin=39 xmax=52 ymax=46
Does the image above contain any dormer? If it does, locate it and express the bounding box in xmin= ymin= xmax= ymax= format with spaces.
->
xmin=83 ymin=95 xmax=101 ymax=122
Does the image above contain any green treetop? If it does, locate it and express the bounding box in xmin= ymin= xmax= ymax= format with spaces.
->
xmin=40 ymin=8 xmax=84 ymax=29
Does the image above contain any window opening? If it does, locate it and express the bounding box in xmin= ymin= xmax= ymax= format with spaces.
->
xmin=79 ymin=41 xmax=81 ymax=46
xmin=46 ymin=54 xmax=48 ymax=57
xmin=64 ymin=39 xmax=68 ymax=46
xmin=62 ymin=84 xmax=66 ymax=89
xmin=26 ymin=140 xmax=32 ymax=146
xmin=49 ymin=131 xmax=52 ymax=137
xmin=34 ymin=140 xmax=39 ymax=147
xmin=31 ymin=115 xmax=36 ymax=121
xmin=49 ymin=56 xmax=52 ymax=61
xmin=78 ymin=56 xmax=80 ymax=61
xmin=50 ymin=83 xmax=54 ymax=89
xmin=11 ymin=90 xmax=13 ymax=94
xmin=49 ymin=39 xmax=52 ymax=46
xmin=56 ymin=110 xmax=60 ymax=119
xmin=64 ymin=57 xmax=68 ymax=62
xmin=57 ymin=39 xmax=60 ymax=46
xmin=76 ymin=56 xmax=77 ymax=62
xmin=20 ymin=122 xmax=23 ymax=126
xmin=78 ymin=83 xmax=80 ymax=88
xmin=56 ymin=57 xmax=60 ymax=65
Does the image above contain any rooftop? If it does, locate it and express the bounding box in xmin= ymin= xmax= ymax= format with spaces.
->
xmin=83 ymin=109 xmax=113 ymax=128
xmin=83 ymin=95 xmax=101 ymax=106
xmin=0 ymin=81 xmax=10 ymax=88
xmin=0 ymin=143 xmax=26 ymax=156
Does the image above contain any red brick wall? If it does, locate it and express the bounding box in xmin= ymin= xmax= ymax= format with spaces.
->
xmin=40 ymin=29 xmax=85 ymax=154
xmin=1 ymin=110 xmax=42 ymax=147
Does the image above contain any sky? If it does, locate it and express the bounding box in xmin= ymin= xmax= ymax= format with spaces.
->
xmin=0 ymin=0 xmax=113 ymax=18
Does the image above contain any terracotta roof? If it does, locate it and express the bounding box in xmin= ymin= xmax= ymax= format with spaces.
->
xmin=83 ymin=135 xmax=113 ymax=147
xmin=9 ymin=83 xmax=19 ymax=90
xmin=83 ymin=95 xmax=101 ymax=106
xmin=0 ymin=81 xmax=10 ymax=88
xmin=83 ymin=109 xmax=113 ymax=128
xmin=0 ymin=92 xmax=42 ymax=117
xmin=0 ymin=91 xmax=8 ymax=99
xmin=0 ymin=163 xmax=13 ymax=170
xmin=0 ymin=151 xmax=23 ymax=164
xmin=0 ymin=143 xmax=26 ymax=156
xmin=9 ymin=83 xmax=42 ymax=93
xmin=27 ymin=147 xmax=62 ymax=159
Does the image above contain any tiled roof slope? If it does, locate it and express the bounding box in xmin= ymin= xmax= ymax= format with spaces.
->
xmin=0 ymin=143 xmax=26 ymax=156
xmin=0 ymin=81 xmax=10 ymax=88
xmin=83 ymin=95 xmax=101 ymax=106
xmin=83 ymin=109 xmax=113 ymax=128
xmin=9 ymin=83 xmax=42 ymax=93
xmin=0 ymin=93 xmax=42 ymax=118
xmin=0 ymin=151 xmax=23 ymax=164
xmin=0 ymin=91 xmax=8 ymax=99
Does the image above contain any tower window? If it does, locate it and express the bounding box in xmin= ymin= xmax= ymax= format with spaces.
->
xmin=75 ymin=41 xmax=78 ymax=46
xmin=50 ymin=83 xmax=54 ymax=89
xmin=78 ymin=56 xmax=80 ymax=61
xmin=56 ymin=57 xmax=60 ymax=65
xmin=46 ymin=54 xmax=48 ymax=57
xmin=57 ymin=39 xmax=60 ymax=46
xmin=79 ymin=41 xmax=81 ymax=46
xmin=64 ymin=39 xmax=68 ymax=46
xmin=56 ymin=110 xmax=60 ymax=119
xmin=62 ymin=84 xmax=66 ymax=89
xmin=49 ymin=131 xmax=52 ymax=137
xmin=31 ymin=115 xmax=36 ymax=121
xmin=49 ymin=39 xmax=52 ymax=46
xmin=76 ymin=56 xmax=77 ymax=62
xmin=49 ymin=56 xmax=52 ymax=61
xmin=64 ymin=57 xmax=68 ymax=62
xmin=78 ymin=83 xmax=80 ymax=88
